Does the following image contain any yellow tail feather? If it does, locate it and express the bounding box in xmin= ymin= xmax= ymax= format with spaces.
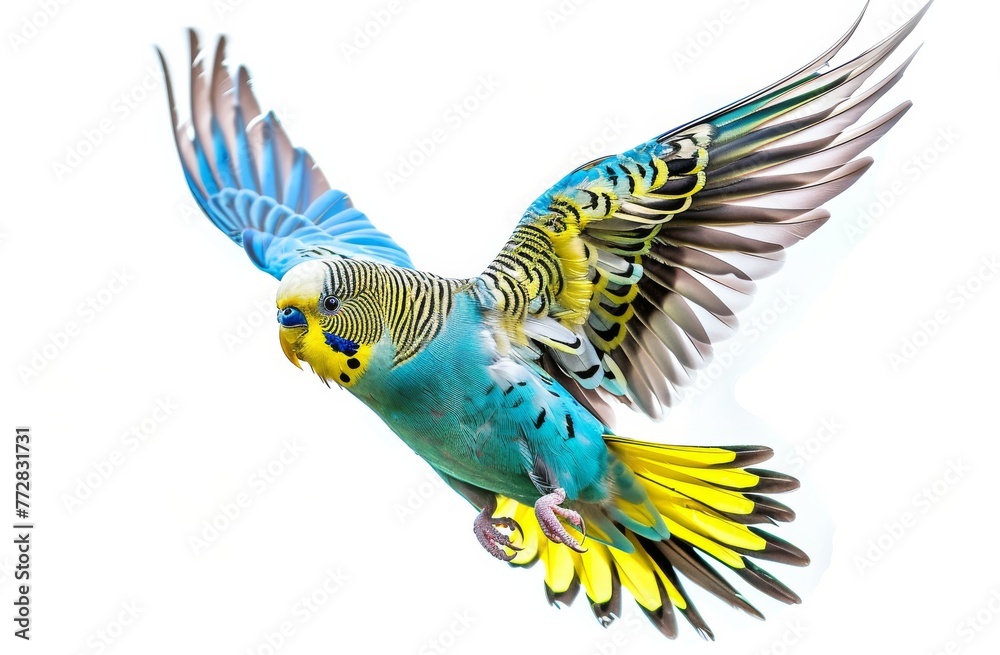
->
xmin=492 ymin=437 xmax=808 ymax=639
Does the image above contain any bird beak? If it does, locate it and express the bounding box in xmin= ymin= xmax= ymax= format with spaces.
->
xmin=279 ymin=332 xmax=302 ymax=369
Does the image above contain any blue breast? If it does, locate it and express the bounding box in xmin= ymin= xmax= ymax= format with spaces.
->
xmin=348 ymin=291 xmax=612 ymax=505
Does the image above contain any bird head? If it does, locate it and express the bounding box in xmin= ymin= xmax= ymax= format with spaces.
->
xmin=275 ymin=259 xmax=384 ymax=388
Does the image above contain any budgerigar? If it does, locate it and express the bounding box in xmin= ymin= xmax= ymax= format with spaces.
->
xmin=158 ymin=4 xmax=928 ymax=640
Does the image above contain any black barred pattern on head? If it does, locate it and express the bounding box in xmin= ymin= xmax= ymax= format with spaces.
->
xmin=318 ymin=260 xmax=383 ymax=347
xmin=317 ymin=259 xmax=465 ymax=366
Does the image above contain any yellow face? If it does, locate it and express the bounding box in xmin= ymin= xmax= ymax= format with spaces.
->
xmin=275 ymin=260 xmax=382 ymax=388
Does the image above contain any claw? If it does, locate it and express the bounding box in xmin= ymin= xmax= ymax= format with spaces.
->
xmin=473 ymin=500 xmax=523 ymax=562
xmin=490 ymin=515 xmax=524 ymax=542
xmin=534 ymin=487 xmax=586 ymax=553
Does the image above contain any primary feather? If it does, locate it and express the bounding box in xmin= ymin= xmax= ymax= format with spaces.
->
xmin=158 ymin=2 xmax=929 ymax=641
xmin=157 ymin=32 xmax=413 ymax=277
xmin=480 ymin=2 xmax=929 ymax=420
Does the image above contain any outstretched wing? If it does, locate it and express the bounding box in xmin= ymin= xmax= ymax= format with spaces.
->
xmin=480 ymin=5 xmax=928 ymax=421
xmin=158 ymin=31 xmax=413 ymax=279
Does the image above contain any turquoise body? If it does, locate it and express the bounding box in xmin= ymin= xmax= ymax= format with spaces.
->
xmin=347 ymin=289 xmax=613 ymax=507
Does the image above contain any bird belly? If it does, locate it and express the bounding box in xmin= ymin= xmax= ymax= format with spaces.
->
xmin=348 ymin=305 xmax=611 ymax=505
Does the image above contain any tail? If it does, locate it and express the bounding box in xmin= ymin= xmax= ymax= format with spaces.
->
xmin=494 ymin=437 xmax=808 ymax=640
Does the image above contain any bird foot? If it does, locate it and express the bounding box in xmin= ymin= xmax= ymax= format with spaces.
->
xmin=473 ymin=499 xmax=523 ymax=562
xmin=534 ymin=487 xmax=586 ymax=553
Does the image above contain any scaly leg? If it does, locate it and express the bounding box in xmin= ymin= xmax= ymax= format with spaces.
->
xmin=534 ymin=487 xmax=586 ymax=553
xmin=473 ymin=496 xmax=523 ymax=562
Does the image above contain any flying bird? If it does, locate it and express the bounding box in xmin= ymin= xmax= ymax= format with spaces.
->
xmin=158 ymin=3 xmax=928 ymax=640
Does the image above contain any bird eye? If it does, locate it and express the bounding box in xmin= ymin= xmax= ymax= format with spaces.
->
xmin=322 ymin=296 xmax=341 ymax=313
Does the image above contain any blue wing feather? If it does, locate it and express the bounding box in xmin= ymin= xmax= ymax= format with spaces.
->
xmin=158 ymin=31 xmax=413 ymax=279
xmin=304 ymin=189 xmax=354 ymax=223
xmin=283 ymin=149 xmax=307 ymax=213
xmin=233 ymin=107 xmax=260 ymax=192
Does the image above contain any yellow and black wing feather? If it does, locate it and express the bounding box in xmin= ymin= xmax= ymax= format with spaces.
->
xmin=480 ymin=6 xmax=927 ymax=421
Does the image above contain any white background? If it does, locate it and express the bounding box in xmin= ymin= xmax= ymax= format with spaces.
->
xmin=3 ymin=0 xmax=998 ymax=653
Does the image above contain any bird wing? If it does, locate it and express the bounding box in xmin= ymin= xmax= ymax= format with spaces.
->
xmin=479 ymin=5 xmax=928 ymax=421
xmin=158 ymin=31 xmax=413 ymax=280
